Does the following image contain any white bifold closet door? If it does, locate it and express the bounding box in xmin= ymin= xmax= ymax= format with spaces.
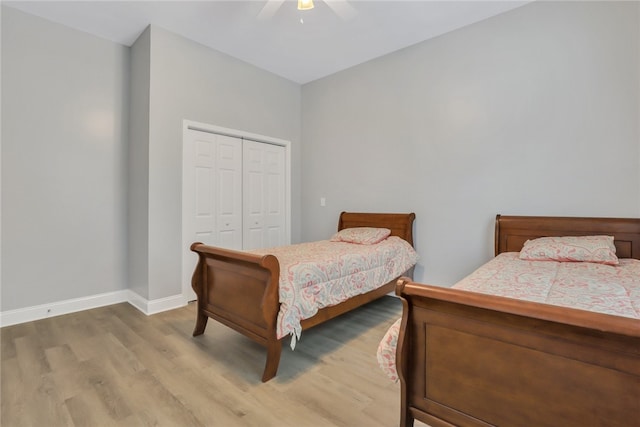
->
xmin=243 ymin=140 xmax=286 ymax=250
xmin=185 ymin=129 xmax=286 ymax=252
xmin=191 ymin=132 xmax=243 ymax=250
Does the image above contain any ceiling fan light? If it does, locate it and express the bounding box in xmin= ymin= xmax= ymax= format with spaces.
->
xmin=297 ymin=0 xmax=314 ymax=11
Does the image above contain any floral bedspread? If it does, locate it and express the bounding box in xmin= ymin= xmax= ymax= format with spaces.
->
xmin=251 ymin=236 xmax=418 ymax=348
xmin=455 ymin=253 xmax=640 ymax=317
xmin=377 ymin=253 xmax=640 ymax=381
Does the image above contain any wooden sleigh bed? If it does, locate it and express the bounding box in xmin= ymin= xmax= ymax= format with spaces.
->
xmin=190 ymin=211 xmax=416 ymax=382
xmin=394 ymin=215 xmax=640 ymax=427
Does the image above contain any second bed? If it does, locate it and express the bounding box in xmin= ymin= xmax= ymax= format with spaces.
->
xmin=191 ymin=211 xmax=418 ymax=382
xmin=378 ymin=215 xmax=640 ymax=427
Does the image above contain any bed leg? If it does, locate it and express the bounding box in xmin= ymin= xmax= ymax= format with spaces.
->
xmin=400 ymin=387 xmax=414 ymax=427
xmin=400 ymin=410 xmax=414 ymax=427
xmin=192 ymin=312 xmax=209 ymax=336
xmin=261 ymin=339 xmax=282 ymax=382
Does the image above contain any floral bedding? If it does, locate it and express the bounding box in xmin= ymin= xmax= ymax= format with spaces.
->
xmin=377 ymin=252 xmax=640 ymax=381
xmin=251 ymin=236 xmax=419 ymax=349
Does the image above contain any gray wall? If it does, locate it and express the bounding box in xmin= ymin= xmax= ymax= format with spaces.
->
xmin=143 ymin=26 xmax=301 ymax=300
xmin=301 ymin=1 xmax=640 ymax=285
xmin=128 ymin=27 xmax=151 ymax=299
xmin=1 ymin=7 xmax=130 ymax=310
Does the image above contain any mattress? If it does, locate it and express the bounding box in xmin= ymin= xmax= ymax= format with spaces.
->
xmin=251 ymin=236 xmax=419 ymax=348
xmin=377 ymin=252 xmax=640 ymax=381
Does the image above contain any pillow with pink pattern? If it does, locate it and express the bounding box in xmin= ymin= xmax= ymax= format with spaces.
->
xmin=330 ymin=227 xmax=391 ymax=245
xmin=518 ymin=235 xmax=618 ymax=265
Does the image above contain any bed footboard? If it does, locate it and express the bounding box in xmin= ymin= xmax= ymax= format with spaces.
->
xmin=395 ymin=278 xmax=640 ymax=427
xmin=190 ymin=242 xmax=282 ymax=382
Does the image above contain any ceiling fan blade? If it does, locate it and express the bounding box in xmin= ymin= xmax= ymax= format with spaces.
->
xmin=324 ymin=0 xmax=357 ymax=21
xmin=257 ymin=0 xmax=286 ymax=20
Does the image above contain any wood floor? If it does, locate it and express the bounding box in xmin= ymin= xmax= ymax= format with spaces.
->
xmin=1 ymin=296 xmax=429 ymax=427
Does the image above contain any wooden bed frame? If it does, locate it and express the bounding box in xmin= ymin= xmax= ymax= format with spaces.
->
xmin=190 ymin=211 xmax=416 ymax=382
xmin=395 ymin=215 xmax=640 ymax=427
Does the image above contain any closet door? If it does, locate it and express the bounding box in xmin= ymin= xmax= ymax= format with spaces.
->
xmin=243 ymin=140 xmax=286 ymax=250
xmin=186 ymin=130 xmax=242 ymax=250
xmin=214 ymin=135 xmax=243 ymax=249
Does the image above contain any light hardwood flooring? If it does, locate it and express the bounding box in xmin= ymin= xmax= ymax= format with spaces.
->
xmin=1 ymin=296 xmax=428 ymax=427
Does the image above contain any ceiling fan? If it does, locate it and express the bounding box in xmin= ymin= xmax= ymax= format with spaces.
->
xmin=257 ymin=0 xmax=357 ymax=21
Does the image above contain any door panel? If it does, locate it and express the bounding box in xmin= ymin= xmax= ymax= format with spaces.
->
xmin=215 ymin=135 xmax=242 ymax=250
xmin=243 ymin=141 xmax=265 ymax=250
xmin=264 ymin=144 xmax=286 ymax=247
xmin=186 ymin=131 xmax=242 ymax=251
xmin=194 ymin=136 xmax=215 ymax=241
xmin=243 ymin=140 xmax=286 ymax=249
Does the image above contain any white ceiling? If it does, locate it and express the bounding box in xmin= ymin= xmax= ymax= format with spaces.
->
xmin=5 ymin=0 xmax=531 ymax=84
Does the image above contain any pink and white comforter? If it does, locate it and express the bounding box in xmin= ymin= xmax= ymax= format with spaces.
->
xmin=377 ymin=253 xmax=640 ymax=381
xmin=251 ymin=236 xmax=418 ymax=348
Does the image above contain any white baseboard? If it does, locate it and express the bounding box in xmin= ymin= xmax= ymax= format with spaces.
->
xmin=0 ymin=290 xmax=129 ymax=327
xmin=127 ymin=291 xmax=187 ymax=315
xmin=0 ymin=290 xmax=187 ymax=327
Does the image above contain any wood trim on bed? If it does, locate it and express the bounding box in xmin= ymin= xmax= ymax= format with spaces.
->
xmin=495 ymin=214 xmax=640 ymax=259
xmin=396 ymin=215 xmax=640 ymax=427
xmin=339 ymin=212 xmax=416 ymax=246
xmin=191 ymin=211 xmax=416 ymax=382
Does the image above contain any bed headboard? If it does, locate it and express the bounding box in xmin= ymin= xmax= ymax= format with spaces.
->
xmin=338 ymin=212 xmax=416 ymax=246
xmin=495 ymin=215 xmax=640 ymax=260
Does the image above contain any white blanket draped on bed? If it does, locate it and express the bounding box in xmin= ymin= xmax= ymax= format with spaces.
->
xmin=377 ymin=252 xmax=640 ymax=381
xmin=251 ymin=236 xmax=419 ymax=348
